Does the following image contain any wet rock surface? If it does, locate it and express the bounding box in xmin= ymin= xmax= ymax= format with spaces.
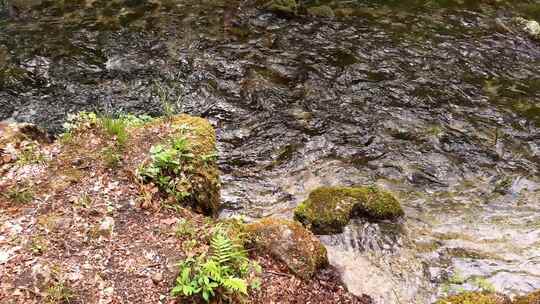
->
xmin=1 ymin=0 xmax=540 ymax=303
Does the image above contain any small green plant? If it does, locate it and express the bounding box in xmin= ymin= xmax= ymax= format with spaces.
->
xmin=118 ymin=114 xmax=154 ymax=127
xmin=448 ymin=270 xmax=466 ymax=284
xmin=62 ymin=112 xmax=98 ymax=132
xmin=182 ymin=239 xmax=198 ymax=253
xmin=44 ymin=281 xmax=75 ymax=304
xmin=153 ymin=80 xmax=182 ymax=117
xmin=102 ymin=147 xmax=122 ymax=168
xmin=75 ymin=193 xmax=93 ymax=208
xmin=171 ymin=230 xmax=261 ymax=302
xmin=471 ymin=277 xmax=496 ymax=292
xmin=17 ymin=144 xmax=46 ymax=165
xmin=29 ymin=236 xmax=48 ymax=255
xmin=138 ymin=136 xmax=194 ymax=200
xmin=3 ymin=185 xmax=34 ymax=204
xmin=100 ymin=116 xmax=128 ymax=147
xmin=175 ymin=219 xmax=197 ymax=239
xmin=201 ymin=153 xmax=218 ymax=165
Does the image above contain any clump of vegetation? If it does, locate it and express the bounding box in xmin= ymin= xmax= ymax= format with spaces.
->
xmin=294 ymin=186 xmax=404 ymax=234
xmin=139 ymin=136 xmax=194 ymax=200
xmin=44 ymin=281 xmax=75 ymax=304
xmin=175 ymin=218 xmax=197 ymax=239
xmin=29 ymin=236 xmax=48 ymax=255
xmin=153 ymin=80 xmax=182 ymax=117
xmin=171 ymin=227 xmax=261 ymax=302
xmin=137 ymin=115 xmax=221 ymax=216
xmin=75 ymin=192 xmax=93 ymax=208
xmin=62 ymin=112 xmax=98 ymax=133
xmin=100 ymin=116 xmax=128 ymax=147
xmin=2 ymin=184 xmax=34 ymax=204
xmin=102 ymin=146 xmax=122 ymax=168
xmin=16 ymin=143 xmax=46 ymax=165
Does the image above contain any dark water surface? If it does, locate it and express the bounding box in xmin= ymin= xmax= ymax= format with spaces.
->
xmin=1 ymin=0 xmax=540 ymax=302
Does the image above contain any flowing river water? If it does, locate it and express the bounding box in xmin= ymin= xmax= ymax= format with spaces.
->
xmin=1 ymin=0 xmax=540 ymax=303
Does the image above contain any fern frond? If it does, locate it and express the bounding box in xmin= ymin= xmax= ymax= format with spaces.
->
xmin=222 ymin=277 xmax=248 ymax=295
xmin=210 ymin=233 xmax=235 ymax=265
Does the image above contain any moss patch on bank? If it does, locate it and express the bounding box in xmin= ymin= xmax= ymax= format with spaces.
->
xmin=294 ymin=186 xmax=404 ymax=234
xmin=435 ymin=292 xmax=511 ymax=304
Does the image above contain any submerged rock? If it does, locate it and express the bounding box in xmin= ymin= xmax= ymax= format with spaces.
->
xmin=245 ymin=218 xmax=328 ymax=279
xmin=435 ymin=292 xmax=511 ymax=304
xmin=307 ymin=5 xmax=335 ymax=18
xmin=264 ymin=0 xmax=298 ymax=14
xmin=294 ymin=186 xmax=403 ymax=234
xmin=514 ymin=17 xmax=540 ymax=40
xmin=513 ymin=290 xmax=540 ymax=304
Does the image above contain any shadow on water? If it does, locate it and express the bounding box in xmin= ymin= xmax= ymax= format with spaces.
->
xmin=1 ymin=0 xmax=540 ymax=303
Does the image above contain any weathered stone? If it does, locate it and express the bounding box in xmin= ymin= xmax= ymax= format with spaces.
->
xmin=515 ymin=17 xmax=540 ymax=40
xmin=246 ymin=218 xmax=328 ymax=279
xmin=98 ymin=216 xmax=115 ymax=237
xmin=151 ymin=272 xmax=163 ymax=284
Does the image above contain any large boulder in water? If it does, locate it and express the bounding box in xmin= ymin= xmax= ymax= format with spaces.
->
xmin=514 ymin=17 xmax=540 ymax=40
xmin=294 ymin=186 xmax=403 ymax=234
xmin=435 ymin=292 xmax=510 ymax=304
xmin=245 ymin=218 xmax=328 ymax=279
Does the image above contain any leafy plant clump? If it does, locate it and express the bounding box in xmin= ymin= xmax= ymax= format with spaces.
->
xmin=172 ymin=228 xmax=261 ymax=302
xmin=100 ymin=116 xmax=128 ymax=147
xmin=138 ymin=136 xmax=194 ymax=200
xmin=2 ymin=184 xmax=34 ymax=204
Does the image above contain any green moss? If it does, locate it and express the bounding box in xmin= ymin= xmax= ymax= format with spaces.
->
xmin=513 ymin=290 xmax=540 ymax=304
xmin=294 ymin=186 xmax=404 ymax=234
xmin=435 ymin=292 xmax=510 ymax=304
xmin=307 ymin=5 xmax=335 ymax=18
xmin=265 ymin=0 xmax=298 ymax=14
xmin=307 ymin=5 xmax=335 ymax=17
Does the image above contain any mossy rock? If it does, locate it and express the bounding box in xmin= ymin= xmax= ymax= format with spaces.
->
xmin=264 ymin=0 xmax=298 ymax=14
xmin=307 ymin=5 xmax=335 ymax=18
xmin=294 ymin=186 xmax=404 ymax=234
xmin=246 ymin=218 xmax=328 ymax=279
xmin=513 ymin=290 xmax=540 ymax=304
xmin=435 ymin=292 xmax=511 ymax=304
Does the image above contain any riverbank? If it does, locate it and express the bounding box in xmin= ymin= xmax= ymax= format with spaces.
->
xmin=0 ymin=116 xmax=372 ymax=303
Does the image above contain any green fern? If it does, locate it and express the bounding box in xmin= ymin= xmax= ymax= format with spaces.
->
xmin=222 ymin=277 xmax=248 ymax=295
xmin=172 ymin=230 xmax=257 ymax=302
